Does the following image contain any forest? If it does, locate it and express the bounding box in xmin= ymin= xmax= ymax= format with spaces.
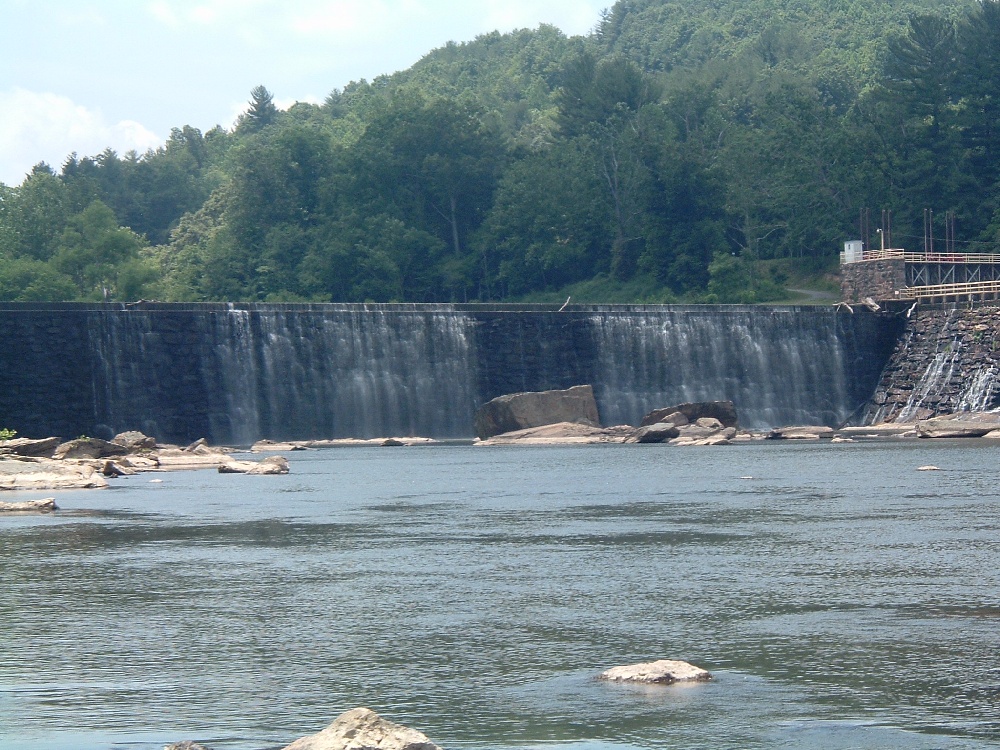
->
xmin=1 ymin=0 xmax=998 ymax=304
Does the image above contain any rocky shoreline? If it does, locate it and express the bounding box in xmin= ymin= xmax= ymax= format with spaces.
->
xmin=0 ymin=431 xmax=289 ymax=496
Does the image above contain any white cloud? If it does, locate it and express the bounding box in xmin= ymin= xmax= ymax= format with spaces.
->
xmin=0 ymin=88 xmax=162 ymax=186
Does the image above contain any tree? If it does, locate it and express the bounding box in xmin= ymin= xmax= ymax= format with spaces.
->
xmin=240 ymin=85 xmax=278 ymax=133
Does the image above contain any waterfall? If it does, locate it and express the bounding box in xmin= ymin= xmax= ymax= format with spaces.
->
xmin=0 ymin=303 xmax=897 ymax=444
xmin=895 ymin=338 xmax=961 ymax=422
xmin=588 ymin=307 xmax=857 ymax=429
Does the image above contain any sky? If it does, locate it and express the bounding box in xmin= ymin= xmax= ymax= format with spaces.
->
xmin=0 ymin=0 xmax=608 ymax=187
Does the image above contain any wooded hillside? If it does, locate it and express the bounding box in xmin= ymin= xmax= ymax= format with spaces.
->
xmin=1 ymin=0 xmax=995 ymax=303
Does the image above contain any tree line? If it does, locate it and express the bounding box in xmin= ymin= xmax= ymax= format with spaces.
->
xmin=1 ymin=0 xmax=997 ymax=304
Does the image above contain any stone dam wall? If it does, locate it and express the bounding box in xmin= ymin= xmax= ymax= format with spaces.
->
xmin=866 ymin=305 xmax=1000 ymax=423
xmin=0 ymin=303 xmax=903 ymax=444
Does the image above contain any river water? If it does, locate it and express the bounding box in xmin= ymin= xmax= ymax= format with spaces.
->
xmin=1 ymin=442 xmax=998 ymax=750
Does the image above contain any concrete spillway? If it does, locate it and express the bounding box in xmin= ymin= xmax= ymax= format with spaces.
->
xmin=0 ymin=303 xmax=902 ymax=444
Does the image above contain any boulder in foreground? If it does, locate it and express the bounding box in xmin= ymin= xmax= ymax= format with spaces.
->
xmin=281 ymin=707 xmax=442 ymax=750
xmin=474 ymin=385 xmax=601 ymax=440
xmin=598 ymin=659 xmax=712 ymax=685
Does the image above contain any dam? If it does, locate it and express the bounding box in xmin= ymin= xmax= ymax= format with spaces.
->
xmin=0 ymin=303 xmax=902 ymax=444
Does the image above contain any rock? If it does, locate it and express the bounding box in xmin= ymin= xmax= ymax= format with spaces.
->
xmin=184 ymin=438 xmax=209 ymax=452
xmin=0 ymin=436 xmax=61 ymax=458
xmin=112 ymin=431 xmax=157 ymax=451
xmin=474 ymin=385 xmax=601 ymax=440
xmin=247 ymin=456 xmax=290 ymax=475
xmin=155 ymin=448 xmax=235 ymax=471
xmin=916 ymin=416 xmax=1000 ymax=438
xmin=252 ymin=439 xmax=310 ymax=452
xmin=0 ymin=458 xmax=109 ymax=490
xmin=477 ymin=422 xmax=632 ymax=445
xmin=53 ymin=438 xmax=129 ymax=460
xmin=598 ymin=659 xmax=712 ymax=685
xmin=164 ymin=742 xmax=211 ymax=750
xmin=0 ymin=497 xmax=58 ymax=512
xmin=218 ymin=456 xmax=290 ymax=475
xmin=766 ymin=426 xmax=836 ymax=440
xmin=280 ymin=707 xmax=442 ymax=750
xmin=101 ymin=460 xmax=135 ymax=477
xmin=917 ymin=465 xmax=941 ymax=471
xmin=640 ymin=401 xmax=738 ymax=429
xmin=627 ymin=422 xmax=680 ymax=443
xmin=675 ymin=419 xmax=729 ymax=440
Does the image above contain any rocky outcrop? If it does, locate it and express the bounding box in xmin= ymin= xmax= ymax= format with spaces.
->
xmin=281 ymin=707 xmax=442 ymax=750
xmin=163 ymin=742 xmax=211 ymax=750
xmin=53 ymin=438 xmax=128 ymax=460
xmin=640 ymin=401 xmax=738 ymax=429
xmin=0 ymin=497 xmax=57 ymax=513
xmin=0 ymin=436 xmax=61 ymax=458
xmin=0 ymin=457 xmax=109 ymax=490
xmin=474 ymin=385 xmax=601 ymax=440
xmin=112 ymin=430 xmax=157 ymax=451
xmin=598 ymin=659 xmax=712 ymax=685
xmin=915 ymin=413 xmax=1000 ymax=438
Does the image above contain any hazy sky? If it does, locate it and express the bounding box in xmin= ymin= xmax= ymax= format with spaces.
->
xmin=0 ymin=0 xmax=607 ymax=186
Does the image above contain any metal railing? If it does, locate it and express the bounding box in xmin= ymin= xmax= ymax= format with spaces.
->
xmin=841 ymin=249 xmax=1000 ymax=264
xmin=896 ymin=279 xmax=1000 ymax=302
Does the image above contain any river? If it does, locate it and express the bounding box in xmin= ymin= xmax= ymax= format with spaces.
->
xmin=1 ymin=441 xmax=998 ymax=750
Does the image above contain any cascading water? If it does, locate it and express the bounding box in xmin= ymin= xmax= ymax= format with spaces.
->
xmin=588 ymin=307 xmax=858 ymax=429
xmin=0 ymin=303 xmax=899 ymax=443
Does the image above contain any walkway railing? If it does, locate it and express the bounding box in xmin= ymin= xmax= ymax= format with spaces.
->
xmin=896 ymin=279 xmax=1000 ymax=302
xmin=842 ymin=249 xmax=1000 ymax=264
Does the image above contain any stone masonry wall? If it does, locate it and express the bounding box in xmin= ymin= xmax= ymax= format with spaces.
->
xmin=867 ymin=305 xmax=1000 ymax=423
xmin=840 ymin=258 xmax=907 ymax=303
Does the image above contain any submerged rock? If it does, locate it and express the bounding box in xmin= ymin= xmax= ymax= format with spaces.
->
xmin=474 ymin=385 xmax=601 ymax=440
xmin=164 ymin=742 xmax=212 ymax=750
xmin=598 ymin=659 xmax=712 ymax=685
xmin=281 ymin=707 xmax=442 ymax=750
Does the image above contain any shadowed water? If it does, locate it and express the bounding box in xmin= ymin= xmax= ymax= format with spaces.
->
xmin=1 ymin=442 xmax=998 ymax=750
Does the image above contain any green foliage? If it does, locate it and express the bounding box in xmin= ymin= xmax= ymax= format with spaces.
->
xmin=0 ymin=0 xmax=995 ymax=305
xmin=0 ymin=428 xmax=16 ymax=441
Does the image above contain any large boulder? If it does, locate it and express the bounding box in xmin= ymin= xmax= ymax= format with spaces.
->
xmin=598 ymin=659 xmax=712 ymax=685
xmin=112 ymin=431 xmax=157 ymax=451
xmin=53 ymin=438 xmax=128 ymax=460
xmin=281 ymin=707 xmax=442 ymax=750
xmin=640 ymin=401 xmax=738 ymax=429
xmin=474 ymin=385 xmax=601 ymax=440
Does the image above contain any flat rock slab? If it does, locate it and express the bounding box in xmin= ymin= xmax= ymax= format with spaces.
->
xmin=0 ymin=459 xmax=109 ymax=491
xmin=281 ymin=707 xmax=442 ymax=750
xmin=598 ymin=659 xmax=712 ymax=685
xmin=0 ymin=497 xmax=58 ymax=512
xmin=477 ymin=422 xmax=632 ymax=445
